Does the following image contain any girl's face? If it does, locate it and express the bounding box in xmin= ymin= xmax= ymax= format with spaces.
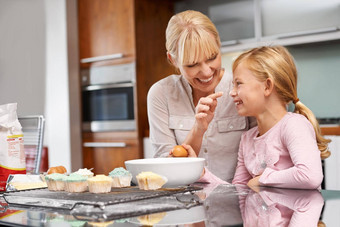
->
xmin=177 ymin=52 xmax=222 ymax=96
xmin=230 ymin=62 xmax=266 ymax=117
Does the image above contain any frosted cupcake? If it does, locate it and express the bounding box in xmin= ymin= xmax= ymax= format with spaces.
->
xmin=109 ymin=167 xmax=132 ymax=188
xmin=64 ymin=174 xmax=88 ymax=193
xmin=87 ymin=175 xmax=113 ymax=193
xmin=72 ymin=168 xmax=94 ymax=179
xmin=45 ymin=173 xmax=66 ymax=191
xmin=136 ymin=172 xmax=167 ymax=190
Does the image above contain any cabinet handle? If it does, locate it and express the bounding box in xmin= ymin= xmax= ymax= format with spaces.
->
xmin=80 ymin=53 xmax=124 ymax=63
xmin=83 ymin=142 xmax=127 ymax=148
xmin=83 ymin=82 xmax=134 ymax=91
xmin=276 ymin=27 xmax=338 ymax=39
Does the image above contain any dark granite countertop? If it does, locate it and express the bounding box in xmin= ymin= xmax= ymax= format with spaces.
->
xmin=1 ymin=184 xmax=340 ymax=226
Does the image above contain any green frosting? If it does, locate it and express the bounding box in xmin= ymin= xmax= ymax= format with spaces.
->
xmin=109 ymin=167 xmax=131 ymax=177
xmin=64 ymin=173 xmax=87 ymax=182
xmin=45 ymin=173 xmax=67 ymax=181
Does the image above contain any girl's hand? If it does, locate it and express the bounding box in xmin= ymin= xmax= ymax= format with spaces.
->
xmin=195 ymin=92 xmax=223 ymax=132
xmin=247 ymin=175 xmax=261 ymax=192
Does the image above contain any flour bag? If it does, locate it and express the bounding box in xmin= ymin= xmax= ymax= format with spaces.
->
xmin=0 ymin=103 xmax=26 ymax=191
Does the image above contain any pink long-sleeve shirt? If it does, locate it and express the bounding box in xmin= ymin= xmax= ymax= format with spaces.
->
xmin=232 ymin=112 xmax=323 ymax=189
xmin=240 ymin=188 xmax=324 ymax=227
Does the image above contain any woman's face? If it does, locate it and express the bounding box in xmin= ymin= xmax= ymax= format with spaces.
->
xmin=177 ymin=52 xmax=222 ymax=95
xmin=230 ymin=62 xmax=266 ymax=117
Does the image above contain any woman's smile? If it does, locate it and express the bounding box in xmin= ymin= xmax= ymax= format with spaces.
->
xmin=197 ymin=75 xmax=214 ymax=84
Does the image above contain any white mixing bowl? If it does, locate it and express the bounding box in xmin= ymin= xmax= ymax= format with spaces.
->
xmin=125 ymin=158 xmax=205 ymax=187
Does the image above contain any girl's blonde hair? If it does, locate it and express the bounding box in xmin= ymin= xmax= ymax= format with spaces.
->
xmin=165 ymin=10 xmax=221 ymax=67
xmin=232 ymin=46 xmax=330 ymax=159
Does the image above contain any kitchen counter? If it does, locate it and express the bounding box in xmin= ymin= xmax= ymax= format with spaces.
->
xmin=0 ymin=184 xmax=340 ymax=226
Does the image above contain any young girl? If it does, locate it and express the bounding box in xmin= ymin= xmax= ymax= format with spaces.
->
xmin=184 ymin=45 xmax=331 ymax=190
xmin=229 ymin=45 xmax=330 ymax=189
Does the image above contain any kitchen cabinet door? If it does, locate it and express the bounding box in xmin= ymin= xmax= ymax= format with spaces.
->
xmin=82 ymin=131 xmax=141 ymax=175
xmin=261 ymin=0 xmax=340 ymax=38
xmin=175 ymin=0 xmax=256 ymax=46
xmin=78 ymin=0 xmax=136 ymax=66
xmin=83 ymin=142 xmax=139 ymax=175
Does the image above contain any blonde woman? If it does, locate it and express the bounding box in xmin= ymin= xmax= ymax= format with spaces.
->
xmin=147 ymin=10 xmax=254 ymax=182
xmin=230 ymin=46 xmax=331 ymax=189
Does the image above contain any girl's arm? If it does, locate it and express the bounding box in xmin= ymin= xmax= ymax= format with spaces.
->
xmin=259 ymin=117 xmax=323 ymax=189
xmin=232 ymin=136 xmax=253 ymax=185
xmin=183 ymin=144 xmax=228 ymax=185
xmin=258 ymin=188 xmax=324 ymax=226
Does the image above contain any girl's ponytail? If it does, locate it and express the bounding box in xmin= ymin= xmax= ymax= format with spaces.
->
xmin=294 ymin=101 xmax=331 ymax=159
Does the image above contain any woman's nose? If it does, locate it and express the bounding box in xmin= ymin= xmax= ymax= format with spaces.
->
xmin=200 ymin=63 xmax=212 ymax=76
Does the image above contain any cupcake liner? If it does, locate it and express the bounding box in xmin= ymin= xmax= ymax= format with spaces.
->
xmin=88 ymin=181 xmax=112 ymax=193
xmin=111 ymin=175 xmax=132 ymax=188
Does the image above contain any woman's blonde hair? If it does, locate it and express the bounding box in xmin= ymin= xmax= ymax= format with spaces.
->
xmin=232 ymin=46 xmax=330 ymax=159
xmin=165 ymin=10 xmax=221 ymax=67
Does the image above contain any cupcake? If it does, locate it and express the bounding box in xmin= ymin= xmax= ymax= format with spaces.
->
xmin=72 ymin=168 xmax=94 ymax=179
xmin=136 ymin=172 xmax=167 ymax=190
xmin=45 ymin=173 xmax=66 ymax=191
xmin=109 ymin=167 xmax=132 ymax=188
xmin=64 ymin=174 xmax=88 ymax=193
xmin=87 ymin=175 xmax=113 ymax=193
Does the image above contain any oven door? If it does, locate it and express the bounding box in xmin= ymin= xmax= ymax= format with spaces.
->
xmin=82 ymin=82 xmax=136 ymax=132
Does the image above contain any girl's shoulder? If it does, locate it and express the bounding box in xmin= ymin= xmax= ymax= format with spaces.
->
xmin=281 ymin=112 xmax=315 ymax=134
xmin=241 ymin=126 xmax=259 ymax=140
xmin=283 ymin=112 xmax=312 ymax=126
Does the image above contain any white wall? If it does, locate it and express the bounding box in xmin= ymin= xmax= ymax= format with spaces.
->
xmin=44 ymin=0 xmax=71 ymax=170
xmin=0 ymin=0 xmax=46 ymax=115
xmin=0 ymin=0 xmax=81 ymax=172
xmin=325 ymin=136 xmax=340 ymax=190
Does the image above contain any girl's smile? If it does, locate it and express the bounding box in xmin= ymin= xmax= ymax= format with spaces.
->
xmin=230 ymin=62 xmax=266 ymax=117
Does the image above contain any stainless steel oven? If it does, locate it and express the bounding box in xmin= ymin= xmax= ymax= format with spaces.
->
xmin=81 ymin=62 xmax=136 ymax=132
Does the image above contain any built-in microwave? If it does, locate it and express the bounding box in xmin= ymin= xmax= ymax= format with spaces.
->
xmin=81 ymin=62 xmax=136 ymax=132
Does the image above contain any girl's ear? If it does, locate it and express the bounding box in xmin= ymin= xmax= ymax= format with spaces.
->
xmin=264 ymin=78 xmax=274 ymax=97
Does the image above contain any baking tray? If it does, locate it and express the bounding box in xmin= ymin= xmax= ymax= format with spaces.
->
xmin=2 ymin=186 xmax=203 ymax=221
xmin=3 ymin=186 xmax=201 ymax=210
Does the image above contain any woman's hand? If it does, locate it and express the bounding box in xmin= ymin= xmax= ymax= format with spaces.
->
xmin=195 ymin=92 xmax=223 ymax=132
xmin=169 ymin=144 xmax=197 ymax=157
xmin=182 ymin=144 xmax=197 ymax=157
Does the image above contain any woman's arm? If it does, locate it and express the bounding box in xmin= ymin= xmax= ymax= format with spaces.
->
xmin=147 ymin=83 xmax=178 ymax=157
xmin=183 ymin=92 xmax=223 ymax=156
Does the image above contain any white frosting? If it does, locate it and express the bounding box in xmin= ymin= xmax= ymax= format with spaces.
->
xmin=74 ymin=168 xmax=94 ymax=176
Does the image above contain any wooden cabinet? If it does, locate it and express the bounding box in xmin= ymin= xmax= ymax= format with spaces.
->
xmin=78 ymin=0 xmax=136 ymax=67
xmin=82 ymin=131 xmax=140 ymax=174
xmin=321 ymin=126 xmax=340 ymax=136
xmin=78 ymin=0 xmax=176 ymax=170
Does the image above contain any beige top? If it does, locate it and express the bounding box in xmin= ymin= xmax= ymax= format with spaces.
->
xmin=147 ymin=71 xmax=255 ymax=182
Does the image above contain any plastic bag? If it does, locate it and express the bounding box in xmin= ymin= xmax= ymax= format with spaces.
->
xmin=0 ymin=103 xmax=26 ymax=191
